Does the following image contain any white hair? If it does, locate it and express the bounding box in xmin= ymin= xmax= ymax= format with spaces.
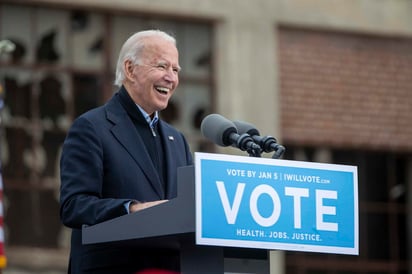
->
xmin=114 ymin=30 xmax=177 ymax=87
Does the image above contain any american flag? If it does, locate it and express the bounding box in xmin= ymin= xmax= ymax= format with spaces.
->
xmin=0 ymin=175 xmax=6 ymax=268
xmin=0 ymin=83 xmax=6 ymax=269
xmin=0 ymin=40 xmax=11 ymax=268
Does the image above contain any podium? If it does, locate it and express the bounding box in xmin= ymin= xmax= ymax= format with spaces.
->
xmin=82 ymin=165 xmax=268 ymax=274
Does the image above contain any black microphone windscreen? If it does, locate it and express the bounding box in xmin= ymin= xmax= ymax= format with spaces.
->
xmin=201 ymin=114 xmax=237 ymax=146
xmin=233 ymin=120 xmax=260 ymax=136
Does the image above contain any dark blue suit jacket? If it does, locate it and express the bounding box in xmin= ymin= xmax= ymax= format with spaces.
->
xmin=60 ymin=87 xmax=192 ymax=273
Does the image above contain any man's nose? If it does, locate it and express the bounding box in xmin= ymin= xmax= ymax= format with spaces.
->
xmin=164 ymin=68 xmax=178 ymax=83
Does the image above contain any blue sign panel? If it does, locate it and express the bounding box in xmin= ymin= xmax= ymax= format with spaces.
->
xmin=195 ymin=152 xmax=358 ymax=255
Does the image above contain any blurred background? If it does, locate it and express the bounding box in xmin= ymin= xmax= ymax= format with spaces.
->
xmin=0 ymin=0 xmax=411 ymax=273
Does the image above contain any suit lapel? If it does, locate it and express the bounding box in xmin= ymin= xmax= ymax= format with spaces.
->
xmin=159 ymin=122 xmax=178 ymax=199
xmin=106 ymin=98 xmax=165 ymax=198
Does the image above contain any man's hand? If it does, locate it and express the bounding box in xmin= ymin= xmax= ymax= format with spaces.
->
xmin=129 ymin=200 xmax=168 ymax=213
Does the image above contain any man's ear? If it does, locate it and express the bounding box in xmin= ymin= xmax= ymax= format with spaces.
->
xmin=124 ymin=60 xmax=135 ymax=82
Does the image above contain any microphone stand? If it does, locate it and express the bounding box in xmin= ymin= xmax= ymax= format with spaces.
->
xmin=234 ymin=133 xmax=262 ymax=158
xmin=271 ymin=145 xmax=285 ymax=159
xmin=251 ymin=135 xmax=286 ymax=159
xmin=246 ymin=147 xmax=262 ymax=158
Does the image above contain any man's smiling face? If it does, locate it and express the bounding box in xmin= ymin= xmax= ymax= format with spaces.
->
xmin=125 ymin=36 xmax=180 ymax=116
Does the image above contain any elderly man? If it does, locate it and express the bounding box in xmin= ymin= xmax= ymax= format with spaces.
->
xmin=60 ymin=30 xmax=192 ymax=274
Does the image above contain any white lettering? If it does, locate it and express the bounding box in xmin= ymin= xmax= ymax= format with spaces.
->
xmin=226 ymin=169 xmax=246 ymax=177
xmin=316 ymin=190 xmax=338 ymax=231
xmin=215 ymin=181 xmax=340 ymax=232
xmin=284 ymin=187 xmax=309 ymax=229
xmin=250 ymin=184 xmax=281 ymax=227
xmin=216 ymin=181 xmax=245 ymax=224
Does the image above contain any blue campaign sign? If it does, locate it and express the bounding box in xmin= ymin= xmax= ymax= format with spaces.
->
xmin=194 ymin=152 xmax=358 ymax=255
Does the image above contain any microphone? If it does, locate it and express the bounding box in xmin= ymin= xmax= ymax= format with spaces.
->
xmin=233 ymin=120 xmax=285 ymax=159
xmin=200 ymin=114 xmax=262 ymax=155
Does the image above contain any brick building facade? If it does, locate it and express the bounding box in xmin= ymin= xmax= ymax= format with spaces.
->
xmin=279 ymin=27 xmax=412 ymax=151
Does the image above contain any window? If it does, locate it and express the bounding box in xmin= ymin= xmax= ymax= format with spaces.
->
xmin=0 ymin=2 xmax=214 ymax=258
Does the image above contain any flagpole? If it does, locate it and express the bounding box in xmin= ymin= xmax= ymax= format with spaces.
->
xmin=0 ymin=38 xmax=16 ymax=274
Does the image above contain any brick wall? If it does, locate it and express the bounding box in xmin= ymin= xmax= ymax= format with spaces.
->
xmin=278 ymin=27 xmax=412 ymax=151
